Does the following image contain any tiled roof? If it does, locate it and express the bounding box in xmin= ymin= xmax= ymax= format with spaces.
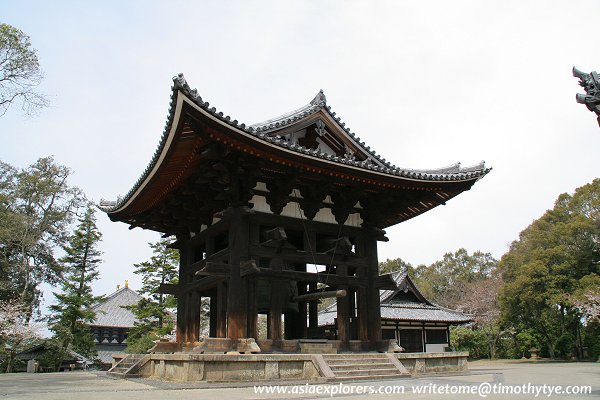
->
xmin=318 ymin=270 xmax=471 ymax=326
xmin=90 ymin=287 xmax=143 ymax=328
xmin=318 ymin=301 xmax=471 ymax=325
xmin=100 ymin=74 xmax=490 ymax=212
xmin=96 ymin=349 xmax=125 ymax=364
xmin=17 ymin=343 xmax=91 ymax=364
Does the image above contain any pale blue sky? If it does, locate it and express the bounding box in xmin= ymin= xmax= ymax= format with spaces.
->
xmin=2 ymin=1 xmax=600 ymax=310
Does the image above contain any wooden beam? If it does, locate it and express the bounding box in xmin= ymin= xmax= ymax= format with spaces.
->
xmin=195 ymin=262 xmax=231 ymax=276
xmin=159 ymin=283 xmax=180 ymax=296
xmin=248 ymin=245 xmax=368 ymax=267
xmin=249 ymin=267 xmax=367 ymax=287
xmin=185 ymin=275 xmax=227 ymax=292
xmin=292 ymin=290 xmax=347 ymax=302
xmin=240 ymin=260 xmax=260 ymax=277
xmin=185 ymin=248 xmax=230 ymax=273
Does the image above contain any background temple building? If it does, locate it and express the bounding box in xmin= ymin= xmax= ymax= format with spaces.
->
xmin=318 ymin=271 xmax=471 ymax=352
xmin=90 ymin=282 xmax=142 ymax=367
xmin=100 ymin=74 xmax=489 ymax=356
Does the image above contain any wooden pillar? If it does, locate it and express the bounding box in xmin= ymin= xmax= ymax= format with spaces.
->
xmin=247 ymin=221 xmax=260 ymax=339
xmin=283 ymin=312 xmax=292 ymax=339
xmin=304 ymin=229 xmax=318 ymax=336
xmin=358 ymin=231 xmax=382 ymax=347
xmin=267 ymin=258 xmax=283 ymax=341
xmin=191 ymin=293 xmax=201 ymax=342
xmin=209 ymin=295 xmax=217 ymax=337
xmin=226 ymin=207 xmax=249 ymax=339
xmin=336 ymin=264 xmax=350 ymax=344
xmin=247 ymin=276 xmax=258 ymax=338
xmin=216 ymin=282 xmax=227 ymax=338
xmin=308 ymin=282 xmax=318 ymax=331
xmin=293 ymin=281 xmax=307 ymax=339
xmin=184 ymin=292 xmax=193 ymax=343
xmin=348 ymin=287 xmax=357 ymax=340
xmin=356 ymin=274 xmax=369 ymax=342
xmin=176 ymin=243 xmax=190 ymax=344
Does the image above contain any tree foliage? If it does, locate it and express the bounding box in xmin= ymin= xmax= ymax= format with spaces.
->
xmin=379 ymin=257 xmax=417 ymax=275
xmin=0 ymin=22 xmax=48 ymax=116
xmin=414 ymin=248 xmax=497 ymax=308
xmin=499 ymin=179 xmax=600 ymax=359
xmin=0 ymin=157 xmax=83 ymax=318
xmin=126 ymin=239 xmax=178 ymax=353
xmin=48 ymin=204 xmax=103 ymax=362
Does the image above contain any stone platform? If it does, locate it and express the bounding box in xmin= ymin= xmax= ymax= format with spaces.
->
xmin=110 ymin=351 xmax=469 ymax=382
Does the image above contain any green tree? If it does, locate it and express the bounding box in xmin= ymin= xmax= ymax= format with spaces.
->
xmin=379 ymin=257 xmax=418 ymax=275
xmin=48 ymin=204 xmax=103 ymax=363
xmin=0 ymin=157 xmax=83 ymax=319
xmin=0 ymin=23 xmax=48 ymax=116
xmin=126 ymin=239 xmax=178 ymax=352
xmin=417 ymin=249 xmax=497 ymax=308
xmin=500 ymin=179 xmax=600 ymax=359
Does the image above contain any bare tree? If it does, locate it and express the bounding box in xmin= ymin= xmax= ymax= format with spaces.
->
xmin=0 ymin=23 xmax=48 ymax=117
xmin=457 ymin=275 xmax=504 ymax=359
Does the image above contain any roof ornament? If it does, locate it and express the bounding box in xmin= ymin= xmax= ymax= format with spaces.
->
xmin=125 ymin=280 xmax=129 ymax=289
xmin=310 ymin=89 xmax=327 ymax=107
xmin=315 ymin=119 xmax=327 ymax=137
xmin=343 ymin=144 xmax=356 ymax=160
xmin=573 ymin=66 xmax=600 ymax=126
xmin=173 ymin=73 xmax=189 ymax=90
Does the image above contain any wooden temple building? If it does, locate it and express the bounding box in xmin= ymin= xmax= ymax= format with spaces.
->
xmin=100 ymin=74 xmax=489 ymax=353
xmin=90 ymin=282 xmax=144 ymax=368
xmin=318 ymin=271 xmax=471 ymax=352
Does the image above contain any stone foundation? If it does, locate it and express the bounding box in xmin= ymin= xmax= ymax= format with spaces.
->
xmin=395 ymin=352 xmax=469 ymax=375
xmin=112 ymin=351 xmax=469 ymax=382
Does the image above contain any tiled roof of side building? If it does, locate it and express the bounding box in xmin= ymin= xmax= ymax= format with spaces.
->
xmin=90 ymin=287 xmax=144 ymax=328
xmin=100 ymin=74 xmax=490 ymax=213
xmin=318 ymin=301 xmax=472 ymax=326
xmin=318 ymin=270 xmax=472 ymax=326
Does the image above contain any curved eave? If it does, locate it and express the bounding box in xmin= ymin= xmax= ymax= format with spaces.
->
xmin=101 ymin=74 xmax=490 ymax=220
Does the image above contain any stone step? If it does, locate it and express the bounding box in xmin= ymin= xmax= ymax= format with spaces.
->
xmin=329 ymin=362 xmax=396 ymax=370
xmin=322 ymin=354 xmax=388 ymax=359
xmin=332 ymin=368 xmax=401 ymax=377
xmin=323 ymin=354 xmax=387 ymax=360
xmin=334 ymin=373 xmax=405 ymax=381
xmin=323 ymin=357 xmax=390 ymax=364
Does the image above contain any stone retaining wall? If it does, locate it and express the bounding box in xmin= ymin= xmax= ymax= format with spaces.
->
xmin=395 ymin=352 xmax=469 ymax=375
